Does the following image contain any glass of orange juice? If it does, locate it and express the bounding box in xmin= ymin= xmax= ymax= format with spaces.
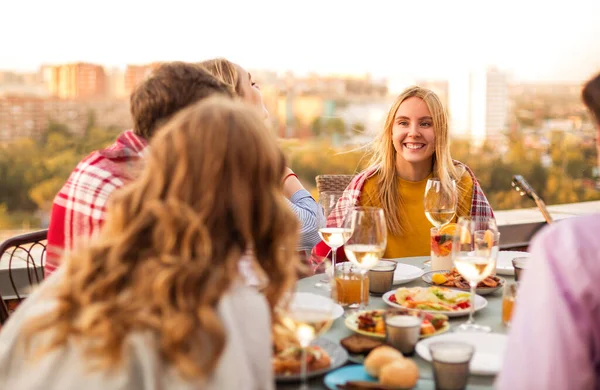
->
xmin=502 ymin=281 xmax=518 ymax=326
xmin=333 ymin=262 xmax=369 ymax=308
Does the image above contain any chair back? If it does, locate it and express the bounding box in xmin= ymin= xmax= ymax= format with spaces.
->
xmin=0 ymin=229 xmax=48 ymax=324
xmin=315 ymin=174 xmax=355 ymax=195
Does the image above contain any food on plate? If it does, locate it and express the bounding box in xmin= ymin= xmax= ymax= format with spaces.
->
xmin=272 ymin=320 xmax=331 ymax=375
xmin=432 ymin=268 xmax=501 ymax=289
xmin=340 ymin=334 xmax=383 ymax=355
xmin=364 ymin=346 xmax=404 ymax=378
xmin=389 ymin=286 xmax=471 ymax=311
xmin=379 ymin=358 xmax=419 ymax=388
xmin=364 ymin=346 xmax=420 ymax=388
xmin=355 ymin=309 xmax=449 ymax=336
xmin=431 ymin=273 xmax=447 ymax=285
xmin=272 ymin=345 xmax=331 ymax=375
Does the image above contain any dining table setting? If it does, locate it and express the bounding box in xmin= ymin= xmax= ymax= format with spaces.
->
xmin=275 ymin=250 xmax=529 ymax=390
xmin=274 ymin=180 xmax=531 ymax=390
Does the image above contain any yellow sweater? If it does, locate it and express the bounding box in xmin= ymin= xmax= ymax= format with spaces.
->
xmin=360 ymin=173 xmax=473 ymax=258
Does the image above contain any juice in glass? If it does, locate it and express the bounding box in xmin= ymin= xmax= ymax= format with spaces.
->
xmin=333 ymin=263 xmax=369 ymax=307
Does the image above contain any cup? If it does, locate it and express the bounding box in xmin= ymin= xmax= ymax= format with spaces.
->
xmin=512 ymin=257 xmax=529 ymax=282
xmin=502 ymin=281 xmax=518 ymax=326
xmin=429 ymin=341 xmax=474 ymax=390
xmin=384 ymin=308 xmax=424 ymax=355
xmin=368 ymin=260 xmax=397 ymax=295
xmin=430 ymin=227 xmax=453 ymax=271
xmin=333 ymin=262 xmax=369 ymax=308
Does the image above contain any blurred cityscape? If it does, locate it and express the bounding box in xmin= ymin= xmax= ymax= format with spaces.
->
xmin=0 ymin=61 xmax=598 ymax=230
xmin=0 ymin=62 xmax=595 ymax=144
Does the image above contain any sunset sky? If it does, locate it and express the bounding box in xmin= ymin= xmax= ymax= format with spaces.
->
xmin=2 ymin=0 xmax=600 ymax=82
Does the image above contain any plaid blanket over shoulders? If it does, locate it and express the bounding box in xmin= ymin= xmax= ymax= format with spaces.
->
xmin=45 ymin=130 xmax=147 ymax=276
xmin=312 ymin=160 xmax=494 ymax=260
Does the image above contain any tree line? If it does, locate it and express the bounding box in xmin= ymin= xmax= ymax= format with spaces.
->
xmin=1 ymin=121 xmax=599 ymax=229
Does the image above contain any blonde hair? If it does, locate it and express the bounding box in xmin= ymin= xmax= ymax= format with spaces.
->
xmin=200 ymin=58 xmax=245 ymax=97
xmin=21 ymin=97 xmax=299 ymax=380
xmin=368 ymin=86 xmax=467 ymax=235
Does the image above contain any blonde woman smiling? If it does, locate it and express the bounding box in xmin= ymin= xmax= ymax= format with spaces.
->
xmin=313 ymin=86 xmax=494 ymax=260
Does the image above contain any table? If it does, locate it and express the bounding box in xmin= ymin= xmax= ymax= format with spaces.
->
xmin=278 ymin=256 xmax=509 ymax=390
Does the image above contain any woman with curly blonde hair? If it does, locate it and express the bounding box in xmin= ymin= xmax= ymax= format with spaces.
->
xmin=313 ymin=86 xmax=494 ymax=260
xmin=0 ymin=97 xmax=299 ymax=390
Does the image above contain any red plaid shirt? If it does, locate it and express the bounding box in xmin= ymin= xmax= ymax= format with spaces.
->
xmin=312 ymin=161 xmax=495 ymax=262
xmin=45 ymin=131 xmax=147 ymax=276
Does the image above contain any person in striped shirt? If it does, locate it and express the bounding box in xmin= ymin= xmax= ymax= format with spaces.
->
xmin=200 ymin=58 xmax=324 ymax=252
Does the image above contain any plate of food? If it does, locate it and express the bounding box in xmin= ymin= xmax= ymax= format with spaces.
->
xmin=273 ymin=338 xmax=349 ymax=382
xmin=382 ymin=286 xmax=487 ymax=317
xmin=422 ymin=269 xmax=505 ymax=295
xmin=344 ymin=309 xmax=450 ymax=340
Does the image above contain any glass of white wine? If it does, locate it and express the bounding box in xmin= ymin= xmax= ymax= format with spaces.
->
xmin=424 ymin=179 xmax=457 ymax=228
xmin=279 ymin=270 xmax=336 ymax=389
xmin=343 ymin=207 xmax=387 ymax=311
xmin=451 ymin=216 xmax=498 ymax=333
xmin=316 ymin=192 xmax=351 ymax=289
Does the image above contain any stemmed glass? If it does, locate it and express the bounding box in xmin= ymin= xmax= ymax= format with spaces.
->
xmin=343 ymin=207 xmax=387 ymax=311
xmin=279 ymin=261 xmax=336 ymax=389
xmin=424 ymin=179 xmax=457 ymax=228
xmin=316 ymin=191 xmax=350 ymax=289
xmin=451 ymin=216 xmax=498 ymax=333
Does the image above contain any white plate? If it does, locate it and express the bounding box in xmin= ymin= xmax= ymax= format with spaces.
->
xmin=326 ymin=262 xmax=424 ymax=286
xmin=381 ymin=289 xmax=488 ymax=318
xmin=392 ymin=263 xmax=425 ymax=285
xmin=496 ymin=251 xmax=530 ymax=276
xmin=416 ymin=332 xmax=508 ymax=375
xmin=291 ymin=292 xmax=344 ymax=321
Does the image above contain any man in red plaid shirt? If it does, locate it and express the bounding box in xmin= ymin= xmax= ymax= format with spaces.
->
xmin=45 ymin=63 xmax=233 ymax=276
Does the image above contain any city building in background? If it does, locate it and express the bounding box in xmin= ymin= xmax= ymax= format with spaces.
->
xmin=448 ymin=67 xmax=509 ymax=144
xmin=45 ymin=63 xmax=107 ymax=99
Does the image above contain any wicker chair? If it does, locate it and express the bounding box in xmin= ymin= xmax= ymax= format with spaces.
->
xmin=0 ymin=229 xmax=47 ymax=324
xmin=315 ymin=174 xmax=355 ymax=195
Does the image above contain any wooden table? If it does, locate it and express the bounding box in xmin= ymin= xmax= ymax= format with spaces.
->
xmin=278 ymin=256 xmax=510 ymax=390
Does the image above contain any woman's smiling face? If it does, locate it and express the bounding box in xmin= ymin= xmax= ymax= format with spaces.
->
xmin=392 ymin=96 xmax=436 ymax=167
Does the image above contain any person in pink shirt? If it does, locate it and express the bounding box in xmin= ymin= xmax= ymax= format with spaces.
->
xmin=496 ymin=72 xmax=600 ymax=389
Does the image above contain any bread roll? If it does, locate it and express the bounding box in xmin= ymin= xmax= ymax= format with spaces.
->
xmin=379 ymin=358 xmax=419 ymax=388
xmin=363 ymin=346 xmax=404 ymax=378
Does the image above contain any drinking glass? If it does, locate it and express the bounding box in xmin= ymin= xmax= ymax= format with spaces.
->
xmin=424 ymin=179 xmax=458 ymax=228
xmin=316 ymin=191 xmax=350 ymax=289
xmin=384 ymin=308 xmax=424 ymax=355
xmin=502 ymin=281 xmax=518 ymax=326
xmin=343 ymin=207 xmax=387 ymax=311
xmin=451 ymin=216 xmax=498 ymax=332
xmin=512 ymin=256 xmax=528 ymax=282
xmin=429 ymin=341 xmax=474 ymax=390
xmin=279 ymin=261 xmax=337 ymax=389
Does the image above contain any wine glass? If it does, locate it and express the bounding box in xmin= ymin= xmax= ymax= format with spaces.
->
xmin=343 ymin=207 xmax=387 ymax=311
xmin=316 ymin=191 xmax=351 ymax=289
xmin=424 ymin=179 xmax=457 ymax=228
xmin=279 ymin=263 xmax=336 ymax=389
xmin=451 ymin=216 xmax=498 ymax=332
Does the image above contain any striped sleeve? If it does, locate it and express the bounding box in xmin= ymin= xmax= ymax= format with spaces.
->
xmin=287 ymin=190 xmax=324 ymax=251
